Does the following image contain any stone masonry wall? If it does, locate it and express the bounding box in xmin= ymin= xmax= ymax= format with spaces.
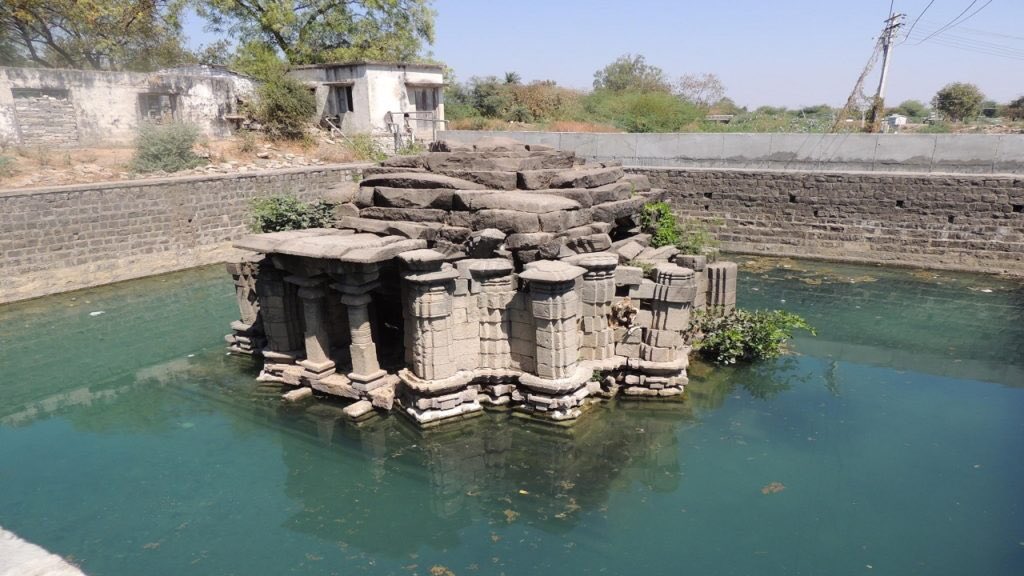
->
xmin=13 ymin=95 xmax=79 ymax=146
xmin=639 ymin=167 xmax=1024 ymax=275
xmin=0 ymin=164 xmax=368 ymax=303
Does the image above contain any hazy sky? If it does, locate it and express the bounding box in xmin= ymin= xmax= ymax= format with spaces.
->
xmin=183 ymin=0 xmax=1024 ymax=108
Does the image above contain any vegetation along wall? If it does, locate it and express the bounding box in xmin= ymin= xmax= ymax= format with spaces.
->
xmin=641 ymin=168 xmax=1024 ymax=275
xmin=0 ymin=164 xmax=367 ymax=304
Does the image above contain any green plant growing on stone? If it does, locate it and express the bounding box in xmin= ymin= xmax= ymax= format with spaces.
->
xmin=640 ymin=201 xmax=719 ymax=256
xmin=344 ymin=133 xmax=387 ymax=162
xmin=687 ymin=309 xmax=815 ymax=365
xmin=639 ymin=201 xmax=679 ymax=247
xmin=249 ymin=195 xmax=334 ymax=233
xmin=131 ymin=122 xmax=206 ymax=173
xmin=676 ymin=218 xmax=720 ymax=258
xmin=396 ymin=140 xmax=427 ymax=156
xmin=625 ymin=259 xmax=655 ymax=277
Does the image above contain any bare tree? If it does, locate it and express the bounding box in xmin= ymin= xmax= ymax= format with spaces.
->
xmin=675 ymin=73 xmax=726 ymax=108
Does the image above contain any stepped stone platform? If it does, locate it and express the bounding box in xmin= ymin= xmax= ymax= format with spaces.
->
xmin=226 ymin=138 xmax=737 ymax=426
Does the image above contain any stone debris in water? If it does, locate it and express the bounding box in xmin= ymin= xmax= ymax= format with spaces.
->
xmin=224 ymin=140 xmax=740 ymax=428
xmin=761 ymin=481 xmax=786 ymax=495
xmin=89 ymin=310 xmax=105 ymax=316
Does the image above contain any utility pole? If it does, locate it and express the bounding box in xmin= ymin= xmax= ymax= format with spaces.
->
xmin=867 ymin=12 xmax=905 ymax=133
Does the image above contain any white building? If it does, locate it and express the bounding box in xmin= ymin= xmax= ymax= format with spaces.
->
xmin=287 ymin=61 xmax=446 ymax=144
xmin=0 ymin=65 xmax=254 ymax=147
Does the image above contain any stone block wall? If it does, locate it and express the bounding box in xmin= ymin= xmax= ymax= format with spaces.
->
xmin=639 ymin=168 xmax=1024 ymax=275
xmin=0 ymin=164 xmax=368 ymax=303
xmin=13 ymin=94 xmax=79 ymax=146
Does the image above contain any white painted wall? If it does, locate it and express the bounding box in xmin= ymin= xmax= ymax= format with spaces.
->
xmin=0 ymin=66 xmax=253 ymax=146
xmin=288 ymin=63 xmax=444 ymax=140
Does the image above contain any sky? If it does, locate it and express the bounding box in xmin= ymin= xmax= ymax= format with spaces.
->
xmin=183 ymin=0 xmax=1024 ymax=108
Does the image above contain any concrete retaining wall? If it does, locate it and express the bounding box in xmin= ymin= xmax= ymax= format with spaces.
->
xmin=638 ymin=167 xmax=1024 ymax=275
xmin=440 ymin=130 xmax=1024 ymax=175
xmin=0 ymin=164 xmax=368 ymax=303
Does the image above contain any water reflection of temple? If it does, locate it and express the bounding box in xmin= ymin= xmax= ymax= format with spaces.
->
xmin=277 ymin=400 xmax=696 ymax=556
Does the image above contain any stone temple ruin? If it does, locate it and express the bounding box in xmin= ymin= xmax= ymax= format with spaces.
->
xmin=226 ymin=138 xmax=737 ymax=426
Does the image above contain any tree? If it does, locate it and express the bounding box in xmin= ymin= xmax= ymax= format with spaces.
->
xmin=0 ymin=0 xmax=190 ymax=71
xmin=675 ymin=73 xmax=725 ymax=108
xmin=503 ymin=71 xmax=521 ymax=85
xmin=931 ymin=82 xmax=985 ymax=122
xmin=1005 ymin=96 xmax=1024 ymax=121
xmin=893 ymin=99 xmax=927 ymax=119
xmin=593 ymin=54 xmax=670 ymax=93
xmin=196 ymin=0 xmax=436 ymax=65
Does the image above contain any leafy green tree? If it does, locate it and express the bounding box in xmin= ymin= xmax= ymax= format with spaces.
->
xmin=586 ymin=90 xmax=700 ymax=132
xmin=1005 ymin=96 xmax=1024 ymax=120
xmin=469 ymin=76 xmax=512 ymax=118
xmin=0 ymin=0 xmax=190 ymax=70
xmin=196 ymin=0 xmax=436 ymax=65
xmin=503 ymin=71 xmax=521 ymax=85
xmin=931 ymin=82 xmax=985 ymax=122
xmin=892 ymin=99 xmax=927 ymax=119
xmin=229 ymin=40 xmax=289 ymax=80
xmin=593 ymin=54 xmax=670 ymax=93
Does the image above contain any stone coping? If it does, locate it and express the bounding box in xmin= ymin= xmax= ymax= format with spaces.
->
xmin=631 ymin=165 xmax=1024 ymax=181
xmin=0 ymin=162 xmax=374 ymax=198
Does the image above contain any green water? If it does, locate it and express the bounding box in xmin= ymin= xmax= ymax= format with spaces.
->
xmin=1 ymin=261 xmax=1022 ymax=576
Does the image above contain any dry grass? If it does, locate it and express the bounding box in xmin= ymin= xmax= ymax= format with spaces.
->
xmin=545 ymin=120 xmax=620 ymax=133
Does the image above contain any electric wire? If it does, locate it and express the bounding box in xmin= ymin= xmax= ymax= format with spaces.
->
xmin=900 ymin=0 xmax=937 ymax=44
xmin=913 ymin=0 xmax=994 ymax=45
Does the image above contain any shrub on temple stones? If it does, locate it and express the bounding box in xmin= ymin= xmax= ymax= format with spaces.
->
xmin=688 ymin=310 xmax=815 ymax=365
xmin=248 ymin=195 xmax=333 ymax=233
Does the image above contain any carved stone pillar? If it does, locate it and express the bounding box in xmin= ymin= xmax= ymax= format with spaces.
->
xmin=225 ymin=255 xmax=266 ymax=355
xmin=340 ymin=292 xmax=385 ymax=386
xmin=627 ymin=262 xmax=696 ymax=398
xmin=397 ymin=250 xmax=479 ymax=425
xmin=252 ymin=262 xmax=304 ymax=384
xmin=577 ymin=254 xmax=618 ymax=362
xmin=518 ymin=261 xmax=590 ymax=421
xmin=469 ymin=259 xmax=516 ymax=371
xmin=289 ymin=275 xmax=336 ymax=385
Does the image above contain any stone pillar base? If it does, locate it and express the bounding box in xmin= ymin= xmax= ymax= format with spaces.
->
xmin=397 ymin=368 xmax=482 ymax=425
xmin=515 ymin=365 xmax=595 ymax=421
xmin=225 ymin=320 xmax=266 ymax=356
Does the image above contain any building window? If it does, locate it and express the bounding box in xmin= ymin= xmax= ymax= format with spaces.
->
xmin=138 ymin=93 xmax=178 ymax=122
xmin=408 ymin=87 xmax=439 ymax=112
xmin=325 ymin=85 xmax=354 ymax=118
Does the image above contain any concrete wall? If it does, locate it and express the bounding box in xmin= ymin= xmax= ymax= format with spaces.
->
xmin=0 ymin=66 xmax=254 ymax=146
xmin=0 ymin=164 xmax=368 ymax=304
xmin=638 ymin=167 xmax=1024 ymax=275
xmin=440 ymin=130 xmax=1024 ymax=175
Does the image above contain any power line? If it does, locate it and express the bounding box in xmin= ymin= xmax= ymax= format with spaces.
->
xmin=914 ymin=0 xmax=994 ymax=45
xmin=901 ymin=0 xmax=937 ymax=44
xmin=908 ymin=28 xmax=1024 ymax=55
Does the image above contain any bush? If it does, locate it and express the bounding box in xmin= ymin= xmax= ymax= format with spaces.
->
xmin=253 ymin=73 xmax=316 ymax=140
xmin=639 ymin=201 xmax=679 ymax=247
xmin=248 ymin=196 xmax=333 ymax=233
xmin=639 ymin=201 xmax=719 ymax=255
xmin=344 ymin=133 xmax=387 ymax=162
xmin=0 ymin=155 xmax=14 ymax=179
xmin=688 ymin=309 xmax=815 ymax=365
xmin=585 ymin=90 xmax=702 ymax=132
xmin=131 ymin=122 xmax=206 ymax=173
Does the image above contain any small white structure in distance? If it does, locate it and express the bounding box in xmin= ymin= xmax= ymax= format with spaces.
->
xmin=287 ymin=61 xmax=446 ymax=145
xmin=884 ymin=113 xmax=907 ymax=133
